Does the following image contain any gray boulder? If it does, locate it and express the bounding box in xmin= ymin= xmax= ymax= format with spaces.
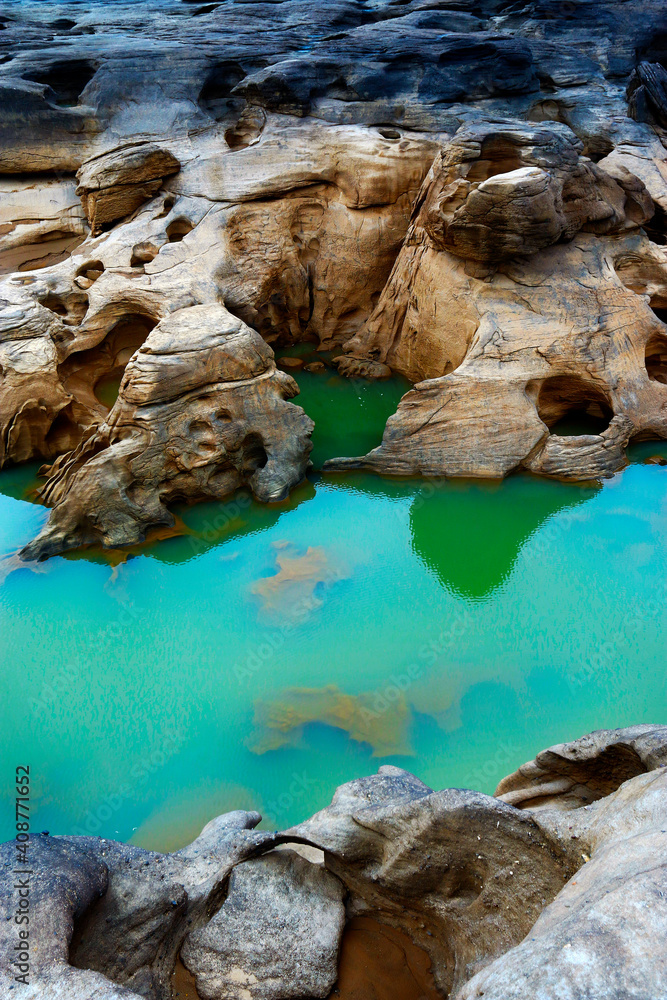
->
xmin=181 ymin=848 xmax=346 ymax=1000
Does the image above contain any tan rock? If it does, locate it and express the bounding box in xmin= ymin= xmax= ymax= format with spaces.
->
xmin=329 ymin=122 xmax=667 ymax=482
xmin=21 ymin=305 xmax=314 ymax=560
xmin=76 ymin=143 xmax=181 ymax=234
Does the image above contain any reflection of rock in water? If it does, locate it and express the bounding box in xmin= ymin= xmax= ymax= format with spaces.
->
xmin=410 ymin=476 xmax=600 ymax=600
xmin=249 ymin=684 xmax=414 ymax=757
xmin=251 ymin=541 xmax=348 ymax=620
xmin=335 ymin=916 xmax=441 ymax=1000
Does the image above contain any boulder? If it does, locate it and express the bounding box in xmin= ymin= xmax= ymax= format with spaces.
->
xmin=288 ymin=765 xmax=581 ymax=998
xmin=327 ymin=121 xmax=667 ymax=482
xmin=455 ymin=732 xmax=667 ymax=1000
xmin=181 ymin=849 xmax=346 ymax=1000
xmin=496 ymin=724 xmax=667 ymax=811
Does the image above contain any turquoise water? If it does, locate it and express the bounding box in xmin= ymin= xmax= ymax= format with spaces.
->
xmin=1 ymin=365 xmax=667 ymax=850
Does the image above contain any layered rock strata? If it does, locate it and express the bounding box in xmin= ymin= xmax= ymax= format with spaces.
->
xmin=1 ymin=725 xmax=665 ymax=1000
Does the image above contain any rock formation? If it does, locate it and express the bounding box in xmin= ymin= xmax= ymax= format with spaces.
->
xmin=0 ymin=1 xmax=666 ymax=555
xmin=20 ymin=304 xmax=314 ymax=559
xmin=326 ymin=121 xmax=667 ymax=481
xmin=1 ymin=725 xmax=666 ymax=999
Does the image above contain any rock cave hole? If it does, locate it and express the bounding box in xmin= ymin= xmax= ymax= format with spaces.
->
xmin=240 ymin=433 xmax=268 ymax=475
xmin=57 ymin=314 xmax=157 ymax=414
xmin=644 ymin=203 xmax=667 ymax=245
xmin=157 ymin=195 xmax=176 ymax=219
xmin=49 ymin=18 xmax=77 ymax=30
xmin=466 ymin=135 xmax=524 ymax=183
xmin=535 ymin=375 xmax=614 ymax=436
xmin=638 ymin=31 xmax=667 ymax=66
xmin=378 ymin=127 xmax=402 ymax=140
xmin=130 ymin=243 xmax=160 ymax=267
xmin=224 ymin=108 xmax=266 ymax=150
xmin=92 ymin=314 xmax=157 ymax=408
xmin=75 ymin=260 xmax=105 ymax=286
xmin=645 ymin=329 xmax=667 ymax=384
xmin=23 ymin=59 xmax=97 ymax=106
xmin=45 ymin=403 xmax=85 ymax=456
xmin=39 ymin=290 xmax=89 ymax=326
xmin=198 ymin=61 xmax=248 ymax=119
xmin=166 ymin=218 xmax=194 ymax=243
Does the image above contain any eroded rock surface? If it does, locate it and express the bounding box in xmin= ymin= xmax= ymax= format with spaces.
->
xmin=455 ymin=726 xmax=667 ymax=1000
xmin=328 ymin=121 xmax=667 ymax=481
xmin=21 ymin=304 xmax=314 ymax=559
xmin=181 ymin=849 xmax=345 ymax=1000
xmin=1 ymin=0 xmax=667 ymax=553
xmin=1 ymin=726 xmax=665 ymax=1000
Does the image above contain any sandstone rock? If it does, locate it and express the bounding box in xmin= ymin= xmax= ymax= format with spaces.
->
xmin=68 ymin=811 xmax=276 ymax=1000
xmin=628 ymin=61 xmax=667 ymax=129
xmin=0 ymin=810 xmax=274 ymax=999
xmin=0 ymin=834 xmax=141 ymax=999
xmin=288 ymin=765 xmax=581 ymax=998
xmin=2 ymin=728 xmax=667 ymax=999
xmin=327 ymin=121 xmax=667 ymax=482
xmin=418 ymin=122 xmax=652 ymax=264
xmin=181 ymin=849 xmax=345 ymax=1000
xmin=277 ymin=356 xmax=304 ymax=370
xmin=456 ymin=734 xmax=667 ymax=1000
xmin=495 ymin=724 xmax=667 ymax=811
xmin=20 ymin=304 xmax=314 ymax=560
xmin=334 ymin=355 xmax=392 ymax=380
xmin=304 ymin=360 xmax=327 ymax=373
xmin=0 ymin=3 xmax=666 ymax=517
xmin=76 ymin=144 xmax=181 ymax=235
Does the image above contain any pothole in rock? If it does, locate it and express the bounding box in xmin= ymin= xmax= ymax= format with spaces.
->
xmin=58 ymin=314 xmax=157 ymax=413
xmin=225 ymin=107 xmax=266 ymax=150
xmin=75 ymin=260 xmax=105 ymax=288
xmin=130 ymin=242 xmax=160 ymax=267
xmin=644 ymin=204 xmax=667 ymax=245
xmin=23 ymin=59 xmax=97 ymax=106
xmin=334 ymin=916 xmax=442 ymax=1000
xmin=378 ymin=127 xmax=402 ymax=140
xmin=157 ymin=195 xmax=176 ymax=219
xmin=646 ymin=328 xmax=667 ymax=384
xmin=44 ymin=403 xmax=86 ymax=456
xmin=166 ymin=218 xmax=194 ymax=243
xmin=533 ymin=375 xmax=614 ymax=436
xmin=198 ymin=60 xmax=248 ymax=120
xmin=466 ymin=135 xmax=524 ymax=182
xmin=39 ymin=290 xmax=89 ymax=326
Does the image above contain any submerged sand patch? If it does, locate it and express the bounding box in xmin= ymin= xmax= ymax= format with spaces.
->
xmin=249 ymin=684 xmax=414 ymax=757
xmin=251 ymin=541 xmax=349 ymax=620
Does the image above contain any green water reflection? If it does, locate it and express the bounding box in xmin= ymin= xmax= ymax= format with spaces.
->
xmin=1 ymin=367 xmax=666 ymax=850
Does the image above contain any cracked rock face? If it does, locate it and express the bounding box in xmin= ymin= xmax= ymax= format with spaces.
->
xmin=1 ymin=727 xmax=666 ymax=1000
